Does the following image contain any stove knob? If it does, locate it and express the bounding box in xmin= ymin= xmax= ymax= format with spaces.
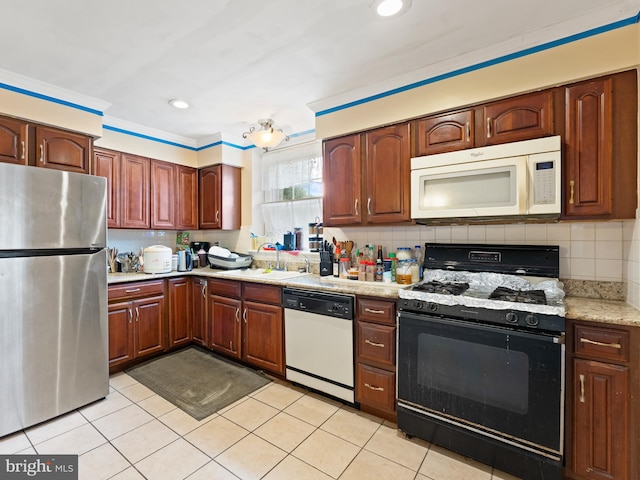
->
xmin=505 ymin=312 xmax=518 ymax=323
xmin=427 ymin=303 xmax=438 ymax=312
xmin=414 ymin=301 xmax=423 ymax=310
xmin=525 ymin=314 xmax=539 ymax=326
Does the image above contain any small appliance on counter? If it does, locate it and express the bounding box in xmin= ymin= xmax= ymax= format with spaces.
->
xmin=208 ymin=245 xmax=253 ymax=270
xmin=177 ymin=249 xmax=193 ymax=271
xmin=143 ymin=245 xmax=172 ymax=273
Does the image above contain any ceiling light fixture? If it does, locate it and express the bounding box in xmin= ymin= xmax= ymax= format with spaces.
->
xmin=168 ymin=98 xmax=190 ymax=109
xmin=242 ymin=118 xmax=290 ymax=152
xmin=373 ymin=0 xmax=410 ymax=17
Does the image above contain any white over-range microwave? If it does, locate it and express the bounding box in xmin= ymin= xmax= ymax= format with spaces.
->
xmin=410 ymin=135 xmax=561 ymax=223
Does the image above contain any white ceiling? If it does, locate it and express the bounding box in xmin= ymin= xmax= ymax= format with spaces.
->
xmin=1 ymin=0 xmax=638 ymax=146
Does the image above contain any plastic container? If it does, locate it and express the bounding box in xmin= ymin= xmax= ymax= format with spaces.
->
xmin=339 ymin=257 xmax=350 ymax=279
xmin=365 ymin=261 xmax=376 ymax=282
xmin=396 ymin=260 xmax=413 ymax=284
xmin=396 ymin=247 xmax=412 ymax=261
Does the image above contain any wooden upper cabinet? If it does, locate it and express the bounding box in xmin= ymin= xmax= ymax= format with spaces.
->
xmin=92 ymin=147 xmax=121 ymax=228
xmin=481 ymin=90 xmax=553 ymax=145
xmin=364 ymin=123 xmax=411 ymax=224
xmin=414 ymin=109 xmax=474 ymax=156
xmin=563 ymin=70 xmax=637 ymax=220
xmin=0 ymin=116 xmax=28 ymax=165
xmin=35 ymin=126 xmax=92 ymax=174
xmin=199 ymin=164 xmax=241 ymax=230
xmin=121 ymin=153 xmax=150 ymax=229
xmin=150 ymin=160 xmax=176 ymax=229
xmin=323 ymin=134 xmax=363 ymax=226
xmin=176 ymin=165 xmax=198 ymax=230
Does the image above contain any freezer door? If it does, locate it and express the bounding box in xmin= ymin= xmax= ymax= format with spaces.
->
xmin=0 ymin=250 xmax=108 ymax=437
xmin=0 ymin=163 xmax=106 ymax=250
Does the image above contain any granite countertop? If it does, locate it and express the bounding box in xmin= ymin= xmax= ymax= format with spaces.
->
xmin=108 ymin=269 xmax=640 ymax=325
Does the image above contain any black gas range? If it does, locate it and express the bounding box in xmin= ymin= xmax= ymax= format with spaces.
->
xmin=396 ymin=243 xmax=565 ymax=480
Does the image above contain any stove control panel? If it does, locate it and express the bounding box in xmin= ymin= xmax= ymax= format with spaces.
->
xmin=397 ymin=299 xmax=565 ymax=334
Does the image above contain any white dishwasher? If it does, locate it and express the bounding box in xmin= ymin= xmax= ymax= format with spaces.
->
xmin=283 ymin=288 xmax=355 ymax=403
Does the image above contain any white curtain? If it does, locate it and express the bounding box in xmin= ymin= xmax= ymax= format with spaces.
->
xmin=260 ymin=141 xmax=323 ymax=245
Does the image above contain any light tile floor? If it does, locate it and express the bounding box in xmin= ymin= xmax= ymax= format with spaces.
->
xmin=0 ymin=372 xmax=523 ymax=480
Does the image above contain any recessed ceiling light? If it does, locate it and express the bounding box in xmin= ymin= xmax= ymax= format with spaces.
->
xmin=374 ymin=0 xmax=410 ymax=17
xmin=168 ymin=98 xmax=189 ymax=109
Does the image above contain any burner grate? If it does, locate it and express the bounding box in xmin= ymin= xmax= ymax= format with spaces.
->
xmin=413 ymin=281 xmax=470 ymax=295
xmin=489 ymin=287 xmax=547 ymax=305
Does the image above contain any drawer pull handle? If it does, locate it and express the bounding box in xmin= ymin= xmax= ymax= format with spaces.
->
xmin=135 ymin=307 xmax=139 ymax=322
xmin=569 ymin=180 xmax=575 ymax=204
xmin=364 ymin=308 xmax=385 ymax=315
xmin=579 ymin=374 xmax=585 ymax=403
xmin=465 ymin=122 xmax=470 ymax=142
xmin=579 ymin=337 xmax=621 ymax=349
xmin=243 ymin=308 xmax=247 ymax=323
xmin=125 ymin=288 xmax=141 ymax=293
xmin=354 ymin=198 xmax=359 ymax=216
xmin=21 ymin=141 xmax=25 ymax=160
xmin=365 ymin=383 xmax=384 ymax=392
xmin=235 ymin=308 xmax=240 ymax=322
xmin=365 ymin=339 xmax=385 ymax=348
xmin=39 ymin=144 xmax=44 ymax=163
xmin=486 ymin=117 xmax=491 ymax=138
xmin=128 ymin=308 xmax=133 ymax=324
xmin=367 ymin=197 xmax=372 ymax=215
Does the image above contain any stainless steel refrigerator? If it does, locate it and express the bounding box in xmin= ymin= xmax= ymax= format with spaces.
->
xmin=0 ymin=162 xmax=109 ymax=437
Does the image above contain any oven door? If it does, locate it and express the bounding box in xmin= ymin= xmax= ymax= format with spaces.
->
xmin=397 ymin=312 xmax=564 ymax=456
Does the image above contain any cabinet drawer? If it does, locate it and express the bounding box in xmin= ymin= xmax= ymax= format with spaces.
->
xmin=356 ymin=363 xmax=396 ymax=413
xmin=357 ymin=322 xmax=395 ymax=367
xmin=108 ymin=280 xmax=164 ymax=301
xmin=357 ymin=298 xmax=395 ymax=324
xmin=243 ymin=283 xmax=282 ymax=305
xmin=574 ymin=324 xmax=629 ymax=363
xmin=208 ymin=278 xmax=242 ymax=298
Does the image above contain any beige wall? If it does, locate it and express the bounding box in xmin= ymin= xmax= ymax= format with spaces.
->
xmin=0 ymin=88 xmax=103 ymax=137
xmin=315 ymin=23 xmax=640 ymax=139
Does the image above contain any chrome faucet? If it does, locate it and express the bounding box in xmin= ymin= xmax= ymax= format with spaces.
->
xmin=256 ymin=243 xmax=283 ymax=270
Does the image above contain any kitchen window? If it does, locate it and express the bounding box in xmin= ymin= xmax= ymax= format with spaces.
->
xmin=260 ymin=141 xmax=322 ymax=245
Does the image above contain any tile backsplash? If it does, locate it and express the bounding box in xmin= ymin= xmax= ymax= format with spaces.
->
xmin=326 ymin=219 xmax=640 ymax=308
xmin=108 ymin=219 xmax=640 ymax=308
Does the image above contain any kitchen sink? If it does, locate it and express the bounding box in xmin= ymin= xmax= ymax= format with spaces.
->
xmin=214 ymin=268 xmax=309 ymax=280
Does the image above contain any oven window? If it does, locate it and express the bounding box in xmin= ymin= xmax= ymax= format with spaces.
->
xmin=418 ymin=334 xmax=529 ymax=414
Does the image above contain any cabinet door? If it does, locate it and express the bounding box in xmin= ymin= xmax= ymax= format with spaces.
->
xmin=150 ymin=160 xmax=176 ymax=229
xmin=176 ymin=165 xmax=198 ymax=230
xmin=168 ymin=277 xmax=192 ymax=348
xmin=209 ymin=295 xmax=241 ymax=358
xmin=0 ymin=116 xmax=28 ymax=165
xmin=482 ymin=91 xmax=553 ymax=145
xmin=199 ymin=165 xmax=222 ymax=229
xmin=133 ymin=295 xmax=165 ymax=358
xmin=93 ymin=148 xmax=121 ymax=228
xmin=191 ymin=277 xmax=208 ymax=346
xmin=35 ymin=126 xmax=91 ymax=174
xmin=414 ymin=109 xmax=474 ymax=155
xmin=564 ymin=78 xmax=613 ymax=217
xmin=242 ymin=300 xmax=284 ymax=375
xmin=323 ymin=134 xmax=362 ymax=225
xmin=121 ymin=154 xmax=150 ymax=228
xmin=573 ymin=359 xmax=628 ymax=480
xmin=108 ymin=301 xmax=134 ymax=367
xmin=364 ymin=123 xmax=411 ymax=224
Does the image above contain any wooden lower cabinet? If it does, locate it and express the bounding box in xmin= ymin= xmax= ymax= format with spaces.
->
xmin=209 ymin=295 xmax=242 ymax=357
xmin=107 ymin=280 xmax=166 ymax=368
xmin=167 ymin=277 xmax=192 ymax=348
xmin=355 ymin=296 xmax=397 ymax=421
xmin=242 ymin=300 xmax=284 ymax=374
xmin=208 ymin=279 xmax=284 ymax=375
xmin=191 ymin=277 xmax=208 ymax=346
xmin=566 ymin=320 xmax=638 ymax=480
